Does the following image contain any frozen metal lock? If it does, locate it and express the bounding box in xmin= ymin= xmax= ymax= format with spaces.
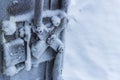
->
xmin=31 ymin=19 xmax=66 ymax=67
xmin=0 ymin=0 xmax=69 ymax=79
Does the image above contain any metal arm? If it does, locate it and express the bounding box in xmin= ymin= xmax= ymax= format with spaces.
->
xmin=34 ymin=0 xmax=44 ymax=28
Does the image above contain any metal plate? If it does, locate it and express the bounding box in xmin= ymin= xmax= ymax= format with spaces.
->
xmin=4 ymin=38 xmax=25 ymax=67
xmin=8 ymin=0 xmax=34 ymax=16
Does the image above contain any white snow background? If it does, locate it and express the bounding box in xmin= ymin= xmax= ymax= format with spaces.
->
xmin=63 ymin=0 xmax=120 ymax=80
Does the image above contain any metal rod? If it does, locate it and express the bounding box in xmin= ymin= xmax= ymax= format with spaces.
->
xmin=34 ymin=0 xmax=44 ymax=27
xmin=53 ymin=0 xmax=69 ymax=80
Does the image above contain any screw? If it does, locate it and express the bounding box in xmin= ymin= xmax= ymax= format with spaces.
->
xmin=18 ymin=56 xmax=21 ymax=60
xmin=10 ymin=52 xmax=13 ymax=56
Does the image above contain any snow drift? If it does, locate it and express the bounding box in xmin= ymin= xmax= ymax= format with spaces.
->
xmin=63 ymin=0 xmax=120 ymax=80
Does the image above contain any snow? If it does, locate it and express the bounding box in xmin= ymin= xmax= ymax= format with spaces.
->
xmin=43 ymin=10 xmax=67 ymax=19
xmin=63 ymin=0 xmax=120 ymax=80
xmin=51 ymin=16 xmax=61 ymax=27
xmin=5 ymin=66 xmax=18 ymax=76
xmin=2 ymin=20 xmax=16 ymax=35
xmin=10 ymin=11 xmax=34 ymax=22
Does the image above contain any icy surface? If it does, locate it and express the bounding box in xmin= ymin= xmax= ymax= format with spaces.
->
xmin=63 ymin=0 xmax=120 ymax=80
xmin=2 ymin=20 xmax=16 ymax=35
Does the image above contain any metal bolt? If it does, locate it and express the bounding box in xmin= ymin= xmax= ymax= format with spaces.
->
xmin=10 ymin=52 xmax=13 ymax=56
xmin=18 ymin=47 xmax=21 ymax=50
xmin=18 ymin=56 xmax=21 ymax=60
xmin=58 ymin=46 xmax=64 ymax=53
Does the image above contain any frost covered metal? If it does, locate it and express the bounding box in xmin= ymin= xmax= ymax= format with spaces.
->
xmin=0 ymin=0 xmax=69 ymax=80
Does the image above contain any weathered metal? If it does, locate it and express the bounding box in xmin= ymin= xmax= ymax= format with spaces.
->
xmin=34 ymin=0 xmax=44 ymax=27
xmin=0 ymin=0 xmax=69 ymax=80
